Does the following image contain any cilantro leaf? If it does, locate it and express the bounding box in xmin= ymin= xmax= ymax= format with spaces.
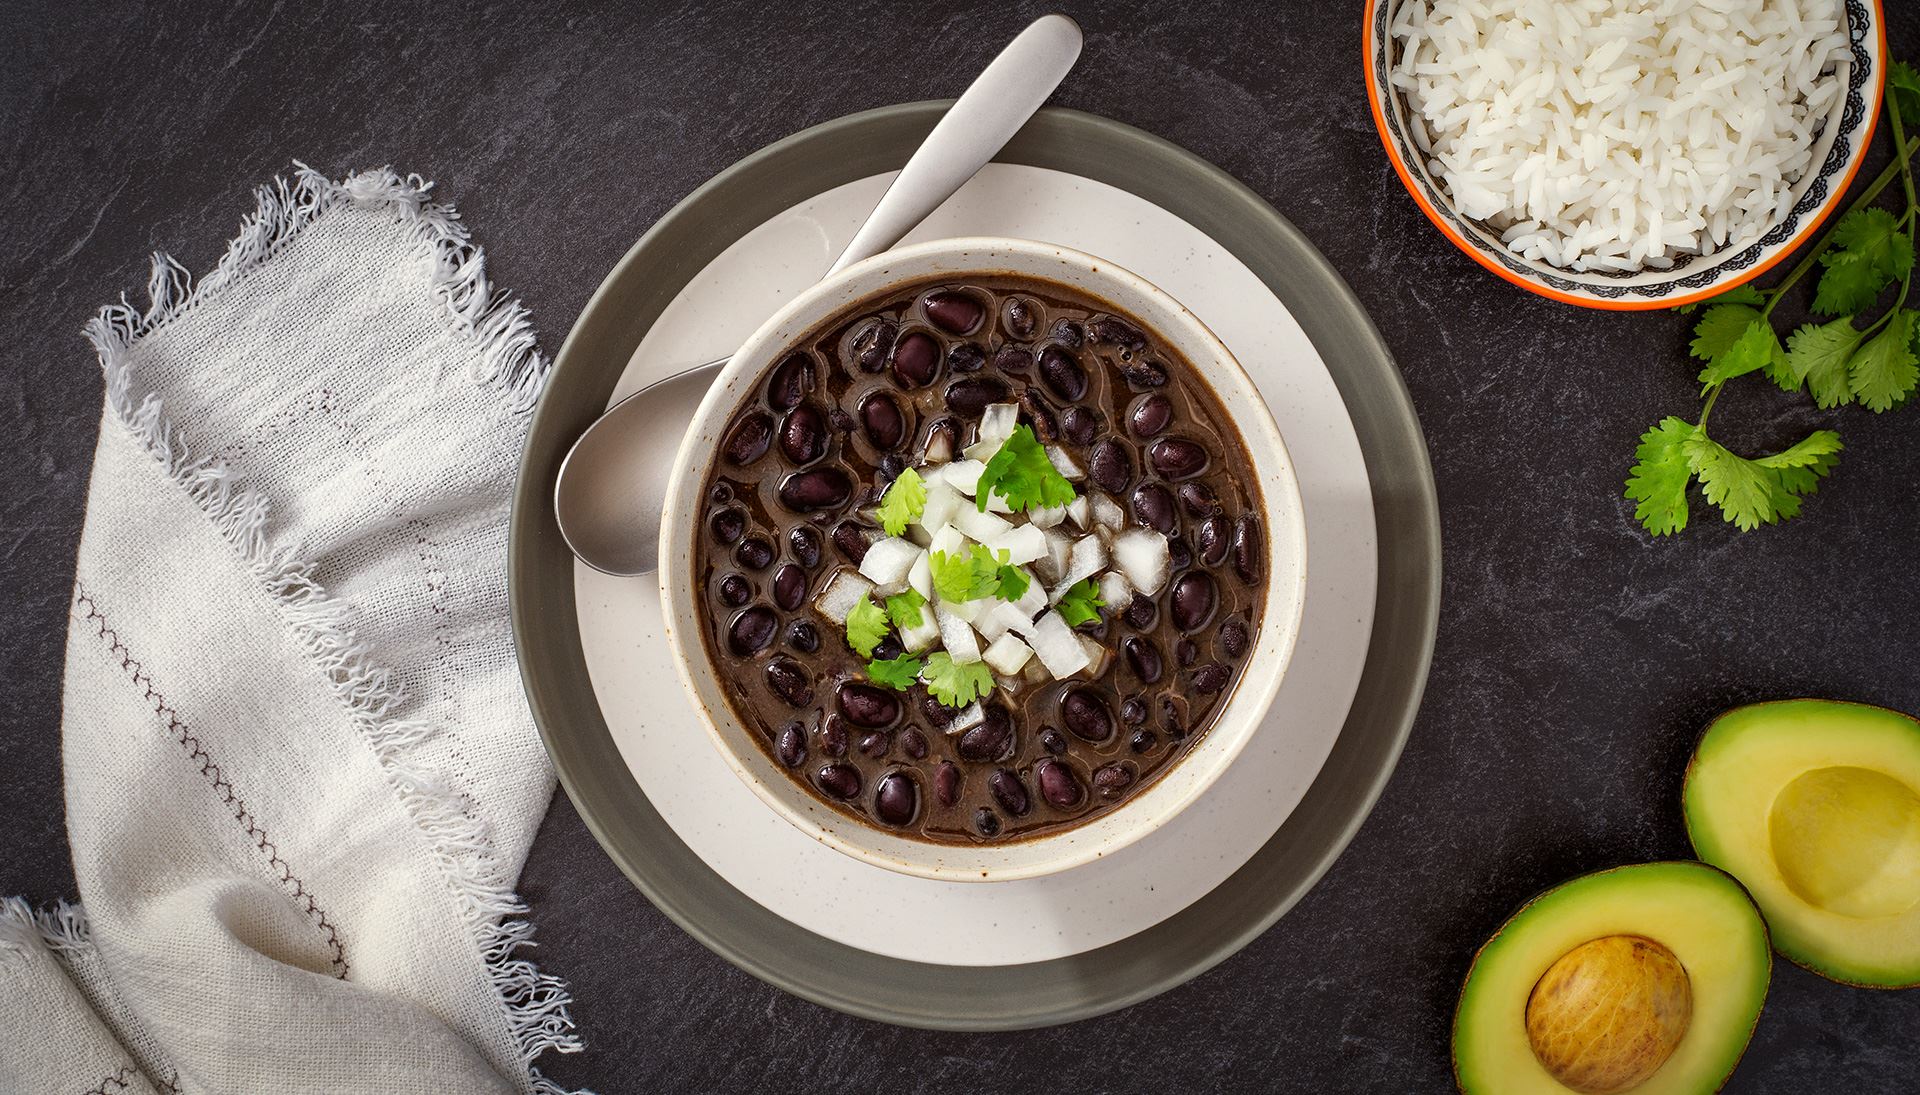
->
xmin=1056 ymin=578 xmax=1105 ymax=627
xmin=929 ymin=545 xmax=1001 ymax=602
xmin=1891 ymin=60 xmax=1920 ymax=123
xmin=975 ymin=425 xmax=1076 ymax=513
xmin=1689 ymin=304 xmax=1764 ymax=363
xmin=1697 ymin=317 xmax=1783 ymax=388
xmin=1754 ymin=429 xmax=1842 ymax=498
xmin=1849 ymin=310 xmax=1920 ymax=412
xmin=866 ymin=654 xmax=923 ymax=691
xmin=1813 ymin=209 xmax=1913 ymax=315
xmin=883 ymin=588 xmax=926 ymax=631
xmin=1785 ymin=318 xmax=1864 ymax=407
xmin=922 ymin=651 xmax=994 ymax=707
xmin=876 ymin=467 xmax=926 ymax=537
xmin=844 ymin=596 xmax=889 ymax=658
xmin=994 ymin=562 xmax=1030 ymax=603
xmin=1624 ymin=417 xmax=1697 ymax=536
xmin=1680 ymin=429 xmax=1840 ymax=532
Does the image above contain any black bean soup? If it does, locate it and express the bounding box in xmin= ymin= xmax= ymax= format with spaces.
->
xmin=696 ymin=275 xmax=1266 ymax=845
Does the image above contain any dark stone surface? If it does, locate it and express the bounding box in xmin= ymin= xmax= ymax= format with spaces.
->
xmin=4 ymin=0 xmax=1918 ymax=1090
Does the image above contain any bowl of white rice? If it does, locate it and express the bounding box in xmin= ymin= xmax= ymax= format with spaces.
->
xmin=1366 ymin=0 xmax=1884 ymax=309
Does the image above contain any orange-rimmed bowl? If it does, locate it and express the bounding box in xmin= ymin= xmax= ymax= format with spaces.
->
xmin=1364 ymin=0 xmax=1886 ymax=311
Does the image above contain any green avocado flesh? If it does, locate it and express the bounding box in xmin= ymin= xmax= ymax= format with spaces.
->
xmin=1453 ymin=862 xmax=1770 ymax=1095
xmin=1685 ymin=699 xmax=1920 ymax=988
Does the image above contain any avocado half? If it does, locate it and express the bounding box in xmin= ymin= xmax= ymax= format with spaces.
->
xmin=1685 ymin=699 xmax=1920 ymax=988
xmin=1453 ymin=862 xmax=1770 ymax=1095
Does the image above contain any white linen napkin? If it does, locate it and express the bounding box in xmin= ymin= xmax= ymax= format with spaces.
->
xmin=0 ymin=165 xmax=584 ymax=1094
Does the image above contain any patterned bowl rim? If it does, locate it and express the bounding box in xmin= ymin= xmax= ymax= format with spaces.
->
xmin=1364 ymin=0 xmax=1888 ymax=311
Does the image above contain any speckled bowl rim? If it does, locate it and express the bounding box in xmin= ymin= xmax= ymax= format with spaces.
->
xmin=508 ymin=103 xmax=1441 ymax=1029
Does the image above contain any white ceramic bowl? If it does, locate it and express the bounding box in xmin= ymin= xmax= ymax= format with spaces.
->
xmin=1365 ymin=0 xmax=1886 ymax=310
xmin=659 ymin=237 xmax=1307 ymax=881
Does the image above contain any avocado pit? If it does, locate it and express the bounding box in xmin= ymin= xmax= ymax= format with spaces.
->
xmin=1768 ymin=765 xmax=1920 ymax=920
xmin=1524 ymin=934 xmax=1692 ymax=1094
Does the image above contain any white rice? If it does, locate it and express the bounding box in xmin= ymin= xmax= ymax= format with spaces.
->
xmin=1389 ymin=0 xmax=1849 ymax=273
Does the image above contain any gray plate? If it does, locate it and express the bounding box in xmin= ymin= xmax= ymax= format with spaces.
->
xmin=509 ymin=103 xmax=1440 ymax=1030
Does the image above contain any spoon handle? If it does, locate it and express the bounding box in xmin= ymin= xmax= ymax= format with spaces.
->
xmin=826 ymin=13 xmax=1083 ymax=276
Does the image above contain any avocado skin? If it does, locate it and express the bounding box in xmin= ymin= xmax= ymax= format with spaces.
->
xmin=1684 ymin=698 xmax=1920 ymax=990
xmin=1451 ymin=861 xmax=1771 ymax=1095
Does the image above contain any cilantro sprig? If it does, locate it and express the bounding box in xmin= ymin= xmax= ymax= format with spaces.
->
xmin=844 ymin=596 xmax=889 ymax=658
xmin=866 ymin=654 xmax=923 ymax=691
xmin=1056 ymin=578 xmax=1105 ymax=627
xmin=1626 ymin=61 xmax=1920 ymax=535
xmin=922 ymin=651 xmax=995 ymax=707
xmin=876 ymin=467 xmax=926 ymax=537
xmin=930 ymin=545 xmax=1028 ymax=603
xmin=884 ymin=588 xmax=926 ymax=630
xmin=975 ymin=425 xmax=1076 ymax=513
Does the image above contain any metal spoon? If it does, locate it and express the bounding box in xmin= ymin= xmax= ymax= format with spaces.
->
xmin=555 ymin=13 xmax=1084 ymax=576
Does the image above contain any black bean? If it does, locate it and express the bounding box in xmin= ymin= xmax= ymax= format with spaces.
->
xmin=1039 ymin=727 xmax=1069 ymax=755
xmin=709 ymin=507 xmax=746 ymax=545
xmin=852 ymin=320 xmax=897 ymax=373
xmin=900 ymin=727 xmax=928 ymax=760
xmin=1131 ymin=483 xmax=1176 ymax=533
xmin=1130 ymin=729 xmax=1158 ymax=754
xmin=1049 ymin=318 xmax=1084 ymax=348
xmin=776 ymin=722 xmax=806 ymax=768
xmin=1233 ymin=514 xmax=1264 ymax=583
xmin=1149 ymin=437 xmax=1209 ymax=480
xmin=1176 ymin=639 xmax=1198 ymax=668
xmin=974 ymin=806 xmax=1001 ymax=837
xmin=779 ymin=405 xmax=827 ymax=464
xmin=710 ymin=482 xmax=732 ymax=504
xmin=837 ymin=683 xmax=900 ymax=728
xmin=766 ymin=659 xmax=814 ymax=706
xmin=717 ymin=574 xmax=751 ymax=607
xmin=1089 ymin=316 xmax=1147 ymax=348
xmin=1178 ymin=482 xmax=1222 ymax=517
xmin=871 ymin=634 xmax=904 ymax=662
xmin=936 ymin=761 xmax=962 ymax=806
xmin=1193 ymin=663 xmax=1232 ymax=694
xmin=821 ymin=715 xmax=848 ymax=757
xmin=768 ymin=352 xmax=814 ymax=410
xmin=922 ymin=417 xmax=959 ymax=464
xmin=1122 ymin=636 xmax=1163 ymax=684
xmin=771 ymin=564 xmax=807 ymax=610
xmin=1167 ymin=535 xmax=1193 ymax=571
xmin=1019 ymin=387 xmax=1058 ymax=442
xmin=1039 ymin=346 xmax=1088 ymax=402
xmin=788 ymin=525 xmax=822 ymax=567
xmin=1088 ymin=439 xmax=1133 ymax=494
xmin=1061 ymin=406 xmax=1098 ymax=447
xmin=778 ymin=468 xmax=852 ymax=512
xmin=1196 ymin=516 xmax=1230 ymax=566
xmin=828 ymin=407 xmax=856 ymax=433
xmin=1093 ymin=763 xmax=1134 ymax=798
xmin=1128 ymin=392 xmax=1173 ymax=438
xmin=947 ymin=342 xmax=986 ymax=374
xmin=727 ymin=607 xmax=777 ymax=655
xmin=816 ymin=763 xmax=861 ymax=800
xmin=958 ymin=704 xmax=1014 ymax=762
xmin=892 ymin=331 xmax=940 ymax=388
xmin=859 ymin=393 xmax=906 ymax=450
xmin=1123 ymin=593 xmax=1158 ymax=630
xmin=787 ymin=620 xmax=819 ymax=653
xmin=946 ymin=377 xmax=1010 ymax=417
xmin=1005 ymin=296 xmax=1037 ymax=338
xmin=1122 ymin=359 xmax=1169 ymax=389
xmin=1121 ymin=696 xmax=1148 ymax=725
xmin=735 ymin=537 xmax=774 ymax=570
xmin=1221 ymin=619 xmax=1250 ymax=658
xmin=878 ymin=453 xmax=908 ymax=482
xmin=1163 ymin=702 xmax=1188 ymax=740
xmin=858 ymin=731 xmax=890 ymax=758
xmin=874 ymin=770 xmax=918 ymax=825
xmin=1037 ymin=759 xmax=1084 ymax=810
xmin=1060 ymin=688 xmax=1114 ymax=742
xmin=994 ymin=345 xmax=1035 ymax=373
xmin=925 ymin=289 xmax=985 ymax=335
xmin=831 ymin=521 xmax=869 ymax=564
xmin=722 ymin=411 xmax=774 ymax=466
xmin=920 ymin=692 xmax=956 ymax=730
xmin=989 ymin=768 xmax=1032 ymax=817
